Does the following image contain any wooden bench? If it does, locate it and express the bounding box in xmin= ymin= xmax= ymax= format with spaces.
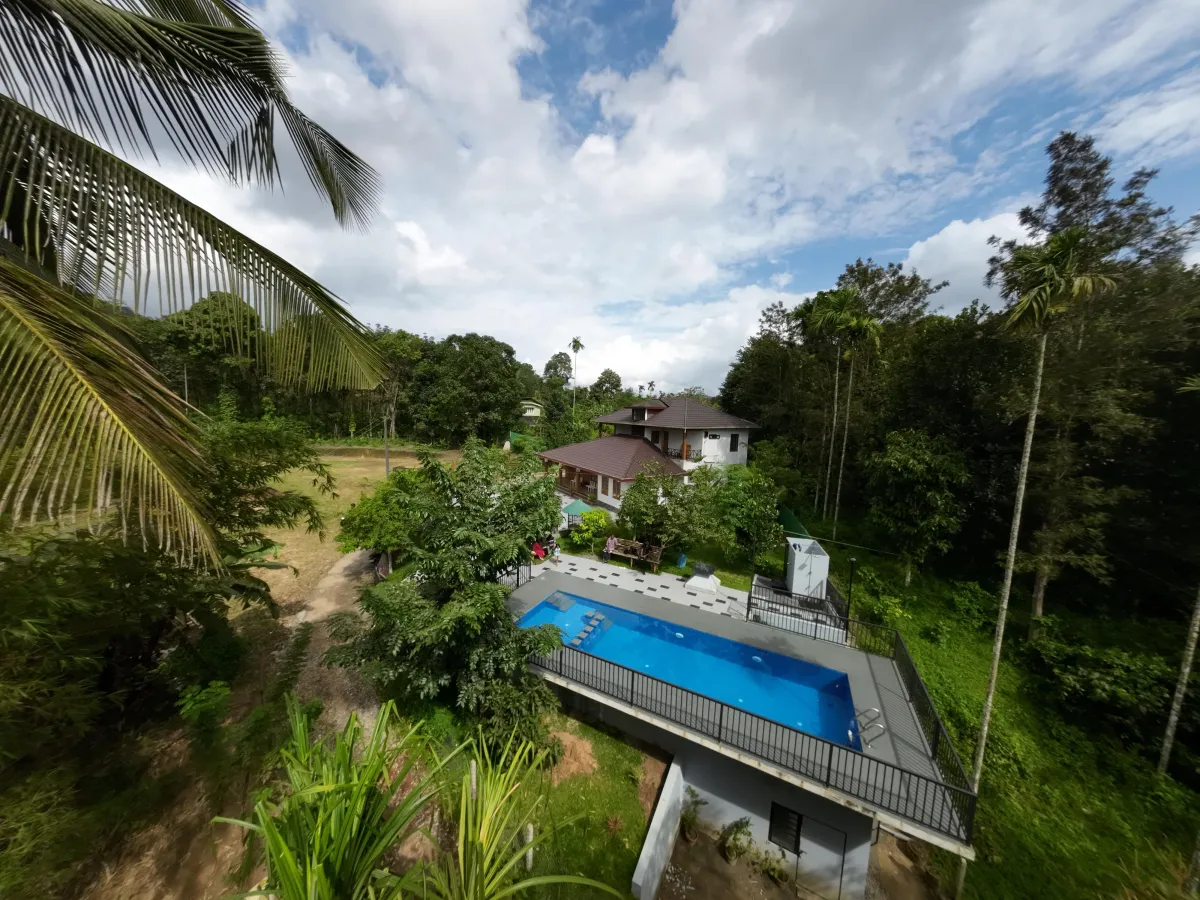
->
xmin=609 ymin=538 xmax=664 ymax=573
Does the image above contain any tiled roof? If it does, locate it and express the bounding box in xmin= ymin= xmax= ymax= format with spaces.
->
xmin=537 ymin=435 xmax=685 ymax=480
xmin=593 ymin=396 xmax=757 ymax=429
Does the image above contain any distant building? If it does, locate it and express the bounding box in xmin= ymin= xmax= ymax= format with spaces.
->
xmin=519 ymin=398 xmax=544 ymax=425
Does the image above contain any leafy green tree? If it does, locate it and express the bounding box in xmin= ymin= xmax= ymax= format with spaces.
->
xmin=543 ymin=352 xmax=573 ymax=384
xmin=413 ymin=335 xmax=524 ymax=446
xmin=864 ymin=430 xmax=968 ymax=584
xmin=720 ymin=466 xmax=785 ymax=564
xmin=0 ymin=1 xmax=382 ymax=560
xmin=590 ymin=368 xmax=623 ymax=402
xmin=330 ymin=442 xmax=563 ymax=744
xmin=835 ymin=258 xmax=947 ymax=325
xmin=372 ymin=327 xmax=425 ymax=462
xmin=515 ymin=361 xmax=543 ymax=401
xmin=616 ymin=465 xmax=676 ymax=548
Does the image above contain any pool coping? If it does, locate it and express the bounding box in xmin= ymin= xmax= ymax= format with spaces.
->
xmin=508 ymin=570 xmax=940 ymax=786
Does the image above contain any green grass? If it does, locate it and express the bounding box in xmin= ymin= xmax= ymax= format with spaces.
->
xmin=525 ymin=714 xmax=649 ymax=899
xmin=802 ymin=510 xmax=1199 ymax=900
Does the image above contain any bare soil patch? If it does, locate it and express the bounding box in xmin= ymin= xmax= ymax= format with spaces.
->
xmin=638 ymin=749 xmax=671 ymax=817
xmin=661 ymin=832 xmax=793 ymax=900
xmin=867 ymin=833 xmax=937 ymax=900
xmin=549 ymin=730 xmax=598 ymax=785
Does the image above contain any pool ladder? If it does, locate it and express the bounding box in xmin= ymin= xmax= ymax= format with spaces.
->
xmin=851 ymin=708 xmax=886 ymax=749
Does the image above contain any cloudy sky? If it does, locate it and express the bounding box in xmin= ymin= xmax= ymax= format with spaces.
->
xmin=150 ymin=0 xmax=1200 ymax=392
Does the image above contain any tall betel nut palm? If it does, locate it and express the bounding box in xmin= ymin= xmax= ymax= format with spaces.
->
xmin=0 ymin=0 xmax=385 ymax=564
xmin=955 ymin=224 xmax=1114 ymax=898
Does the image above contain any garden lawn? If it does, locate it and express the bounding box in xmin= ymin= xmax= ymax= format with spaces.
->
xmin=525 ymin=713 xmax=652 ymax=899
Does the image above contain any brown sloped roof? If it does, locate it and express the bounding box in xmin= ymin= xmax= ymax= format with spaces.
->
xmin=537 ymin=435 xmax=685 ymax=480
xmin=593 ymin=396 xmax=757 ymax=429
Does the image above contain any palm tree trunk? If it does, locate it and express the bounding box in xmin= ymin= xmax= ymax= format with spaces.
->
xmin=1029 ymin=568 xmax=1050 ymax=639
xmin=832 ymin=358 xmax=854 ymax=540
xmin=956 ymin=330 xmax=1047 ymax=899
xmin=814 ymin=414 xmax=827 ymax=513
xmin=383 ymin=412 xmax=391 ymax=476
xmin=1187 ymin=826 xmax=1200 ymax=896
xmin=572 ymin=351 xmax=578 ymax=411
xmin=823 ymin=349 xmax=840 ymax=519
xmin=1158 ymin=582 xmax=1200 ymax=774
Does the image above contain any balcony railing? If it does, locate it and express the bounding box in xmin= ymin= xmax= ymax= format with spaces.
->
xmin=663 ymin=447 xmax=703 ymax=461
xmin=531 ymin=641 xmax=976 ymax=844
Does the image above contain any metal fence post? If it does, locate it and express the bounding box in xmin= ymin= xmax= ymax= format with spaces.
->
xmin=718 ymin=704 xmax=725 ymax=741
xmin=824 ymin=742 xmax=834 ymax=785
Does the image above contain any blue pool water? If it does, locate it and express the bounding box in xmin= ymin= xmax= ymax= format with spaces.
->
xmin=520 ymin=591 xmax=862 ymax=749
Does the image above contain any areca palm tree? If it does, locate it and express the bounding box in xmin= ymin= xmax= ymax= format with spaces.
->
xmin=1160 ymin=377 xmax=1200 ymax=778
xmin=569 ymin=336 xmax=583 ymax=411
xmin=830 ymin=310 xmax=881 ymax=540
xmin=955 ymin=225 xmax=1114 ymax=898
xmin=808 ymin=287 xmax=859 ymax=520
xmin=0 ymin=0 xmax=383 ymax=563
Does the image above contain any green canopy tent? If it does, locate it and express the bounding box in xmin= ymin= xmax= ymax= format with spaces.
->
xmin=563 ymin=499 xmax=593 ymax=517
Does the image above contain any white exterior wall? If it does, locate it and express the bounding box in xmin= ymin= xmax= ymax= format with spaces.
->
xmin=607 ymin=423 xmax=750 ymax=468
xmin=695 ymin=428 xmax=749 ymax=466
xmin=595 ymin=474 xmax=624 ymax=509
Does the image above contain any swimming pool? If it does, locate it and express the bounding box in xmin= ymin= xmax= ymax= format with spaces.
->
xmin=519 ymin=590 xmax=862 ymax=749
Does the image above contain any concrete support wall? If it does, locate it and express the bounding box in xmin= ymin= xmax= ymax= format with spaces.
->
xmin=631 ymin=761 xmax=683 ymax=899
xmin=555 ymin=688 xmax=872 ymax=900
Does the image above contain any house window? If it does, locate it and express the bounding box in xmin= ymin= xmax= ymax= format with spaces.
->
xmin=730 ymin=433 xmax=740 ymax=452
xmin=613 ymin=480 xmax=622 ymax=499
xmin=602 ymin=476 xmax=610 ymax=495
xmin=633 ymin=408 xmax=646 ymax=422
xmin=650 ymin=430 xmax=660 ymax=444
xmin=632 ymin=425 xmax=645 ymax=438
xmin=707 ymin=432 xmax=721 ymax=440
xmin=768 ymin=802 xmax=801 ymax=855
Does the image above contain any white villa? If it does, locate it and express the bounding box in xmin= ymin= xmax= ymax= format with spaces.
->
xmin=536 ymin=397 xmax=757 ymax=509
xmin=595 ymin=396 xmax=755 ymax=471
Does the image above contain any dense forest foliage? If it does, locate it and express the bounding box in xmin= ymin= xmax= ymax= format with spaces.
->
xmin=720 ymin=133 xmax=1200 ymax=786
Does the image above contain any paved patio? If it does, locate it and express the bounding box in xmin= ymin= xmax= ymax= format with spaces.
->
xmin=533 ymin=551 xmax=750 ymax=616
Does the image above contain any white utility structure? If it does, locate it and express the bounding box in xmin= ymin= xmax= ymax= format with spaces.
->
xmin=785 ymin=536 xmax=829 ymax=598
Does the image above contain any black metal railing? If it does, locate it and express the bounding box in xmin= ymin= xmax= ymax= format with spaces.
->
xmin=749 ymin=579 xmax=849 ymax=622
xmin=743 ymin=586 xmax=971 ymax=799
xmin=497 ymin=562 xmax=533 ymax=590
xmin=664 ymin=447 xmax=703 ymax=461
xmin=827 ymin=579 xmax=848 ymax=617
xmin=531 ymin=644 xmax=976 ymax=843
xmin=893 ymin=635 xmax=973 ymax=803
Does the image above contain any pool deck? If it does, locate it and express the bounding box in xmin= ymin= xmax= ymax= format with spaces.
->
xmin=509 ymin=570 xmax=971 ymax=855
xmin=511 ymin=569 xmax=934 ymax=776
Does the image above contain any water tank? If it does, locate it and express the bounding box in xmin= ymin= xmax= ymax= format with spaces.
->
xmin=786 ymin=537 xmax=829 ymax=598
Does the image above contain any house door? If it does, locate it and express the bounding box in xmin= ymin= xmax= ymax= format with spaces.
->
xmin=769 ymin=803 xmax=847 ymax=900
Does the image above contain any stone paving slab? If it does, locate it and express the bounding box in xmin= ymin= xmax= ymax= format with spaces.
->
xmin=533 ymin=552 xmax=749 ymax=616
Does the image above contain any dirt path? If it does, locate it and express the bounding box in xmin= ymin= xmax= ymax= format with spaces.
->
xmin=288 ymin=549 xmax=380 ymax=734
xmin=85 ymin=548 xmax=379 ymax=900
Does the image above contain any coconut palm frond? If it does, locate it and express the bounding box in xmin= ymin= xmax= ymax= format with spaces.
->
xmin=1005 ymin=226 xmax=1116 ymax=332
xmin=1181 ymin=375 xmax=1200 ymax=394
xmin=0 ymin=0 xmax=380 ymax=227
xmin=0 ymin=257 xmax=218 ymax=562
xmin=1 ymin=100 xmax=384 ymax=389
